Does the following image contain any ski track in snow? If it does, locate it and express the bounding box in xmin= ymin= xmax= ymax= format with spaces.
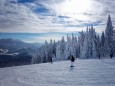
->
xmin=0 ymin=58 xmax=115 ymax=86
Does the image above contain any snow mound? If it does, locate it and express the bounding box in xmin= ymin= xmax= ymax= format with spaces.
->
xmin=0 ymin=59 xmax=115 ymax=86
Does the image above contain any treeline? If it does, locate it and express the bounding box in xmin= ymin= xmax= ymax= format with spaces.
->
xmin=32 ymin=15 xmax=115 ymax=64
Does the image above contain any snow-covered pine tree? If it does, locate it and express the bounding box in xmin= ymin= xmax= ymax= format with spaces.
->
xmin=78 ymin=26 xmax=97 ymax=59
xmin=59 ymin=36 xmax=66 ymax=60
xmin=52 ymin=40 xmax=56 ymax=60
xmin=65 ymin=34 xmax=71 ymax=60
xmin=31 ymin=52 xmax=40 ymax=64
xmin=43 ymin=40 xmax=49 ymax=62
xmin=56 ymin=41 xmax=61 ymax=61
xmin=71 ymin=33 xmax=78 ymax=58
xmin=78 ymin=30 xmax=85 ymax=58
xmin=100 ymin=31 xmax=106 ymax=57
xmin=95 ymin=35 xmax=101 ymax=58
xmin=90 ymin=26 xmax=97 ymax=58
xmin=105 ymin=15 xmax=114 ymax=57
xmin=47 ymin=39 xmax=53 ymax=62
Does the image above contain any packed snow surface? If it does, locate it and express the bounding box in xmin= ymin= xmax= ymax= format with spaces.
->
xmin=0 ymin=59 xmax=115 ymax=86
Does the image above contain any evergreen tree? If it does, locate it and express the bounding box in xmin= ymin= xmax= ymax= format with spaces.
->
xmin=65 ymin=34 xmax=71 ymax=59
xmin=105 ymin=15 xmax=114 ymax=56
xmin=95 ymin=35 xmax=101 ymax=58
xmin=101 ymin=31 xmax=106 ymax=57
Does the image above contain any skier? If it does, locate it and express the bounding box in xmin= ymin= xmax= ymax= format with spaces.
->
xmin=98 ymin=53 xmax=100 ymax=59
xmin=110 ymin=52 xmax=113 ymax=59
xmin=70 ymin=55 xmax=75 ymax=67
xmin=50 ymin=54 xmax=55 ymax=64
xmin=50 ymin=56 xmax=53 ymax=63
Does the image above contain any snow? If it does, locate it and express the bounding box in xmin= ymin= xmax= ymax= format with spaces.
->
xmin=0 ymin=59 xmax=115 ymax=86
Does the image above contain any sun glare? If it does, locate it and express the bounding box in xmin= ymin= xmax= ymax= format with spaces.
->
xmin=62 ymin=0 xmax=91 ymax=14
xmin=54 ymin=0 xmax=103 ymax=21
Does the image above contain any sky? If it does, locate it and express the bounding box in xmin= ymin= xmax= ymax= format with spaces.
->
xmin=0 ymin=0 xmax=115 ymax=43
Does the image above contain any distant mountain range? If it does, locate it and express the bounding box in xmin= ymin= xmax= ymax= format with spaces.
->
xmin=0 ymin=38 xmax=42 ymax=53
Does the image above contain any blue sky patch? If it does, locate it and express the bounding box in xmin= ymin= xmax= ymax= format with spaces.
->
xmin=84 ymin=21 xmax=102 ymax=26
xmin=18 ymin=0 xmax=36 ymax=3
xmin=34 ymin=7 xmax=50 ymax=14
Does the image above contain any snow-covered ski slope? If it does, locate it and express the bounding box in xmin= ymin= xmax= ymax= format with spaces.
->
xmin=0 ymin=58 xmax=115 ymax=86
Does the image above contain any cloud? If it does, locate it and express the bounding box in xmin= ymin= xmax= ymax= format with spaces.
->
xmin=0 ymin=0 xmax=115 ymax=42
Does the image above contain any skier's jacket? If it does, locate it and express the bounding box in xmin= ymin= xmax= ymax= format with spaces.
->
xmin=71 ymin=56 xmax=75 ymax=62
